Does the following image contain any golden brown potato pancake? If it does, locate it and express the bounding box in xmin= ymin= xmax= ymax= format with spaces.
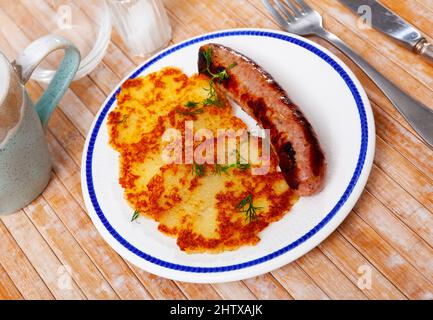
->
xmin=107 ymin=67 xmax=298 ymax=253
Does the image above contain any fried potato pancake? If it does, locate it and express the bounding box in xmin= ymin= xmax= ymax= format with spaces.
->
xmin=107 ymin=67 xmax=298 ymax=253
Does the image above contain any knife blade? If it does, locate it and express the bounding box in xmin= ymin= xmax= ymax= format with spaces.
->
xmin=338 ymin=0 xmax=433 ymax=62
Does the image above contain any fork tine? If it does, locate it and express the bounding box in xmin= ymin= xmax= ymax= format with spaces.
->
xmin=274 ymin=0 xmax=296 ymax=21
xmin=263 ymin=0 xmax=293 ymax=25
xmin=293 ymin=0 xmax=312 ymax=12
xmin=284 ymin=0 xmax=302 ymax=15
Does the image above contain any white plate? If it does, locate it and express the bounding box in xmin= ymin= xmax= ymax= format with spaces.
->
xmin=81 ymin=28 xmax=375 ymax=283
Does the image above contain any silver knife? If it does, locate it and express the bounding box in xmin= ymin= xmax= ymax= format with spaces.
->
xmin=339 ymin=0 xmax=433 ymax=62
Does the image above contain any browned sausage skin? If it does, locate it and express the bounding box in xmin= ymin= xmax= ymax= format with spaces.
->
xmin=198 ymin=43 xmax=326 ymax=196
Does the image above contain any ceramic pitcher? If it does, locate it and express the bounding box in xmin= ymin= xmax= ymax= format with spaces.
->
xmin=0 ymin=35 xmax=80 ymax=215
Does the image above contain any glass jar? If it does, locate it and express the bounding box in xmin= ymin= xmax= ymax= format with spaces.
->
xmin=108 ymin=0 xmax=173 ymax=56
xmin=0 ymin=0 xmax=111 ymax=83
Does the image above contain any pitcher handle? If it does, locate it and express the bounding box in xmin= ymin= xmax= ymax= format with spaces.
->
xmin=13 ymin=34 xmax=81 ymax=128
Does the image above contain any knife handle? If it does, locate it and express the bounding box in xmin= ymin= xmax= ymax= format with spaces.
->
xmin=315 ymin=28 xmax=433 ymax=148
xmin=415 ymin=39 xmax=433 ymax=63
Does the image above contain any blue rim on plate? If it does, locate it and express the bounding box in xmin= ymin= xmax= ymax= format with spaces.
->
xmin=85 ymin=30 xmax=368 ymax=273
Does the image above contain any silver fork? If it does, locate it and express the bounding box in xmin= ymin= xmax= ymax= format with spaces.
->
xmin=264 ymin=0 xmax=433 ymax=148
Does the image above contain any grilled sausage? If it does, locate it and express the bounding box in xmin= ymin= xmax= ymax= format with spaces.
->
xmin=198 ymin=43 xmax=326 ymax=196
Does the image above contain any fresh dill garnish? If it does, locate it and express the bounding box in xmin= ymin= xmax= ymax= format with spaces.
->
xmin=202 ymin=80 xmax=223 ymax=107
xmin=234 ymin=150 xmax=250 ymax=171
xmin=214 ymin=164 xmax=231 ymax=175
xmin=131 ymin=210 xmax=140 ymax=222
xmin=237 ymin=194 xmax=262 ymax=223
xmin=192 ymin=162 xmax=206 ymax=177
xmin=214 ymin=150 xmax=251 ymax=175
xmin=236 ymin=162 xmax=251 ymax=171
xmin=214 ymin=162 xmax=250 ymax=175
xmin=201 ymin=48 xmax=237 ymax=107
xmin=185 ymin=101 xmax=199 ymax=108
xmin=177 ymin=100 xmax=205 ymax=116
xmin=179 ymin=49 xmax=237 ymax=114
xmin=202 ymin=48 xmax=237 ymax=82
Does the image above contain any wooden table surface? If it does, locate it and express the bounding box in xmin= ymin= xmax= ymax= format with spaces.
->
xmin=0 ymin=0 xmax=432 ymax=300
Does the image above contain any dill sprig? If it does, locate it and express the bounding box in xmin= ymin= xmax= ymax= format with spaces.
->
xmin=214 ymin=163 xmax=231 ymax=175
xmin=177 ymin=100 xmax=205 ymax=116
xmin=202 ymin=80 xmax=223 ymax=107
xmin=185 ymin=101 xmax=199 ymax=108
xmin=237 ymin=194 xmax=262 ymax=223
xmin=214 ymin=150 xmax=250 ymax=175
xmin=192 ymin=162 xmax=206 ymax=177
xmin=131 ymin=210 xmax=140 ymax=222
xmin=202 ymin=48 xmax=237 ymax=107
xmin=178 ymin=49 xmax=237 ymax=116
xmin=236 ymin=162 xmax=251 ymax=171
xmin=214 ymin=162 xmax=250 ymax=175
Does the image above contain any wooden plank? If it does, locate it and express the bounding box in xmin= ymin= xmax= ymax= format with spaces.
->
xmin=218 ymin=0 xmax=279 ymax=30
xmin=176 ymin=283 xmax=222 ymax=300
xmin=305 ymin=0 xmax=433 ymax=90
xmin=319 ymin=232 xmax=406 ymax=299
xmin=416 ymin=0 xmax=433 ymax=12
xmin=22 ymin=196 xmax=118 ymax=299
xmin=69 ymin=76 xmax=107 ymax=115
xmin=243 ymin=274 xmax=293 ymax=299
xmin=374 ymin=137 xmax=433 ymax=212
xmin=0 ymin=222 xmax=54 ymax=300
xmin=212 ymin=282 xmax=257 ymax=300
xmin=128 ymin=268 xmax=187 ymax=300
xmin=372 ymin=103 xmax=433 ymax=181
xmin=87 ymin=62 xmax=124 ymax=97
xmin=296 ymin=248 xmax=367 ymax=299
xmin=42 ymin=171 xmax=152 ymax=300
xmin=339 ymin=213 xmax=433 ymax=299
xmin=271 ymin=263 xmax=330 ymax=300
xmin=366 ymin=165 xmax=433 ymax=246
xmin=0 ymin=263 xmax=23 ymax=300
xmin=354 ymin=191 xmax=433 ymax=282
xmin=380 ymin=0 xmax=433 ymax=38
xmin=1 ymin=213 xmax=86 ymax=299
